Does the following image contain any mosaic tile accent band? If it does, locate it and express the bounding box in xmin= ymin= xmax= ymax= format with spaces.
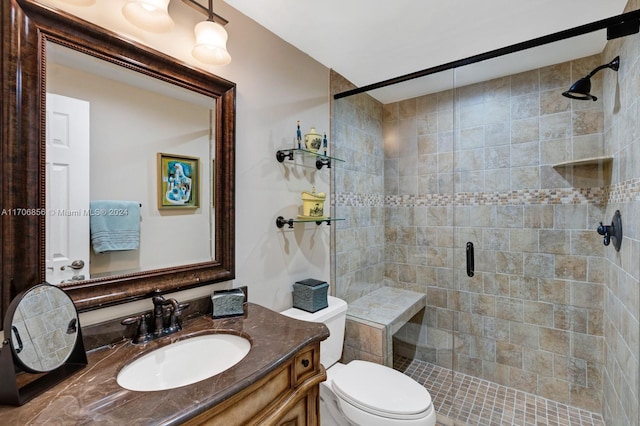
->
xmin=335 ymin=177 xmax=639 ymax=207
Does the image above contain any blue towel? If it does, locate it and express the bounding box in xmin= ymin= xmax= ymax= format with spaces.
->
xmin=89 ymin=200 xmax=140 ymax=253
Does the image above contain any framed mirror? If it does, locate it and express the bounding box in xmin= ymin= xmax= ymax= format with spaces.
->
xmin=0 ymin=0 xmax=236 ymax=317
xmin=0 ymin=283 xmax=87 ymax=405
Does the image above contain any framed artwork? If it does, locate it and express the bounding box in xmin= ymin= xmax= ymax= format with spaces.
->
xmin=157 ymin=153 xmax=199 ymax=209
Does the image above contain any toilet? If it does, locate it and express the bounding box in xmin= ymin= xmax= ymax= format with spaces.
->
xmin=281 ymin=296 xmax=436 ymax=426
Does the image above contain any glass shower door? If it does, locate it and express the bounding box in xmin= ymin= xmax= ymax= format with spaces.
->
xmin=448 ymin=28 xmax=630 ymax=424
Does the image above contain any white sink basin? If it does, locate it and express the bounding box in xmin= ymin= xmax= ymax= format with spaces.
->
xmin=117 ymin=333 xmax=251 ymax=391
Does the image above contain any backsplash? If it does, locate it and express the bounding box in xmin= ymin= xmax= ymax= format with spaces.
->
xmin=81 ymin=296 xmax=212 ymax=351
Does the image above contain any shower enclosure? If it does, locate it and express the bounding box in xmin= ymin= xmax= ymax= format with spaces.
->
xmin=331 ymin=7 xmax=639 ymax=426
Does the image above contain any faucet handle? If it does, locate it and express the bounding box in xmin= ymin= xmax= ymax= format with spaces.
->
xmin=122 ymin=313 xmax=152 ymax=344
xmin=176 ymin=302 xmax=190 ymax=316
xmin=121 ymin=316 xmax=140 ymax=326
xmin=165 ymin=300 xmax=189 ymax=332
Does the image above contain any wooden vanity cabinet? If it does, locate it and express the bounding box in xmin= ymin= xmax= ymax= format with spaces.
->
xmin=183 ymin=342 xmax=324 ymax=426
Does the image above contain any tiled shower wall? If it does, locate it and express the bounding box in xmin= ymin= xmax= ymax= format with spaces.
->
xmin=382 ymin=55 xmax=609 ymax=413
xmin=331 ymin=71 xmax=386 ymax=304
xmin=601 ymin=1 xmax=640 ymax=424
xmin=331 ymin=5 xmax=639 ymax=422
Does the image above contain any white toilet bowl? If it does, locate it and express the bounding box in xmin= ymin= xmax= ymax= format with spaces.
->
xmin=281 ymin=296 xmax=436 ymax=426
xmin=321 ymin=361 xmax=436 ymax=426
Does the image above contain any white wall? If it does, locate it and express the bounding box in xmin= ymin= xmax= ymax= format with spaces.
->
xmin=212 ymin=1 xmax=331 ymax=313
xmin=38 ymin=0 xmax=331 ymax=324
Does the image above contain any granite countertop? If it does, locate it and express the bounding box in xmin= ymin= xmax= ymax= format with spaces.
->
xmin=0 ymin=303 xmax=329 ymax=425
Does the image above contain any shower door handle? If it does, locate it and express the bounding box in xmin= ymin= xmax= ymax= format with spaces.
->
xmin=466 ymin=242 xmax=474 ymax=277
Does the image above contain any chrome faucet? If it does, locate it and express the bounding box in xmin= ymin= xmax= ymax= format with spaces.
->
xmin=121 ymin=291 xmax=189 ymax=344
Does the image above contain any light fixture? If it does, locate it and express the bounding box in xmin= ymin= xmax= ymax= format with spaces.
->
xmin=185 ymin=0 xmax=231 ymax=65
xmin=122 ymin=0 xmax=174 ymax=33
xmin=58 ymin=0 xmax=97 ymax=5
xmin=121 ymin=0 xmax=231 ymax=66
xmin=562 ymin=56 xmax=620 ymax=101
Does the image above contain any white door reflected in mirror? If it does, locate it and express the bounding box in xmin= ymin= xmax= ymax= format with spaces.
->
xmin=45 ymin=94 xmax=90 ymax=284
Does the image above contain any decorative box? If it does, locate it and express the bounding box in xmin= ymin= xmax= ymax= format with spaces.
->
xmin=299 ymin=187 xmax=326 ymax=219
xmin=293 ymin=278 xmax=328 ymax=313
xmin=212 ymin=287 xmax=247 ymax=318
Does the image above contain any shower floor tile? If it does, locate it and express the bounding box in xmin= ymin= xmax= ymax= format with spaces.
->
xmin=393 ymin=356 xmax=605 ymax=426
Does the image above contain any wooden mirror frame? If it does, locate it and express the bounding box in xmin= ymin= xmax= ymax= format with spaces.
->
xmin=0 ymin=0 xmax=236 ymax=317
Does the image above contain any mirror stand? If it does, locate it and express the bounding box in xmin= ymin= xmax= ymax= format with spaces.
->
xmin=0 ymin=283 xmax=88 ymax=406
xmin=0 ymin=333 xmax=87 ymax=405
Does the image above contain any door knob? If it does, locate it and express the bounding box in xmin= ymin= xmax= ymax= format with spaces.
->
xmin=61 ymin=259 xmax=85 ymax=270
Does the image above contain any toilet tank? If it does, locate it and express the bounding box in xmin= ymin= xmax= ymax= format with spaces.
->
xmin=280 ymin=296 xmax=347 ymax=368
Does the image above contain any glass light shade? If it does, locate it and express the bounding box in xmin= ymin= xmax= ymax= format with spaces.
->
xmin=192 ymin=21 xmax=232 ymax=66
xmin=122 ymin=0 xmax=174 ymax=33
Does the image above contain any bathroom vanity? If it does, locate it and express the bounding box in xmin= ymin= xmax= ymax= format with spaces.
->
xmin=0 ymin=2 xmax=329 ymax=421
xmin=0 ymin=303 xmax=329 ymax=425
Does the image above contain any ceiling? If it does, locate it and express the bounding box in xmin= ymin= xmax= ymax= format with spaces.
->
xmin=224 ymin=0 xmax=629 ymax=103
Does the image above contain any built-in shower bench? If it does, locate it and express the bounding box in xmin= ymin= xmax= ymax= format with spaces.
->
xmin=342 ymin=287 xmax=426 ymax=367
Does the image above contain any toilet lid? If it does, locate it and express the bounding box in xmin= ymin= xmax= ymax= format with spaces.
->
xmin=331 ymin=360 xmax=432 ymax=419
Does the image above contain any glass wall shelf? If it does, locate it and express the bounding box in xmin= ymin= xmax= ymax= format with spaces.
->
xmin=275 ymin=148 xmax=344 ymax=169
xmin=276 ymin=216 xmax=345 ymax=229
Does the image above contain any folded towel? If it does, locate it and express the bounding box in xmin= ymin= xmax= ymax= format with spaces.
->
xmin=90 ymin=200 xmax=140 ymax=253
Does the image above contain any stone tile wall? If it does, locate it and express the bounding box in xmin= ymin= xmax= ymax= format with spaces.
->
xmin=331 ymin=5 xmax=639 ymax=418
xmin=331 ymin=71 xmax=387 ymax=304
xmin=343 ymin=317 xmax=388 ymax=365
xmin=601 ymin=1 xmax=640 ymax=424
xmin=381 ymin=55 xmax=608 ymax=412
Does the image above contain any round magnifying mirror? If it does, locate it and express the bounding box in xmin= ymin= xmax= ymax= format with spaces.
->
xmin=4 ymin=283 xmax=79 ymax=373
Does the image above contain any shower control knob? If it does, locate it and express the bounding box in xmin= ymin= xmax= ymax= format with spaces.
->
xmin=596 ymin=211 xmax=623 ymax=251
xmin=597 ymin=222 xmax=611 ymax=246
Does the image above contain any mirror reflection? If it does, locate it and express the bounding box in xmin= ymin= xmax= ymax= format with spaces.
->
xmin=10 ymin=284 xmax=78 ymax=372
xmin=45 ymin=42 xmax=216 ymax=284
